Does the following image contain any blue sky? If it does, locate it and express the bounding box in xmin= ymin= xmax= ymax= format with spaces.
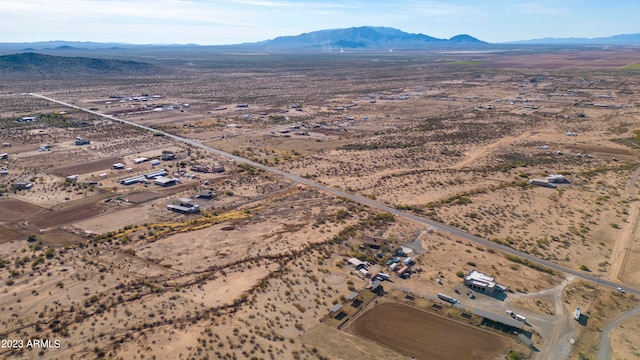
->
xmin=0 ymin=0 xmax=637 ymax=44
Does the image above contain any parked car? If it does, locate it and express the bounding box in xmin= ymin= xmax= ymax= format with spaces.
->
xmin=506 ymin=310 xmax=515 ymax=317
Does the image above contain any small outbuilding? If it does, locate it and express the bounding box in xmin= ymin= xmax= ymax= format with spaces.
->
xmin=366 ymin=280 xmax=382 ymax=292
xmin=196 ymin=190 xmax=215 ymax=199
xmin=347 ymin=258 xmax=365 ymax=269
xmin=133 ymin=157 xmax=149 ymax=164
xmin=346 ymin=292 xmax=359 ymax=301
xmin=329 ymin=303 xmax=343 ymax=314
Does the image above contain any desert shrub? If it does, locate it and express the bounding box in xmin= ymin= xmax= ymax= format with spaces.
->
xmin=508 ymin=350 xmax=523 ymax=360
xmin=579 ymin=265 xmax=590 ymax=272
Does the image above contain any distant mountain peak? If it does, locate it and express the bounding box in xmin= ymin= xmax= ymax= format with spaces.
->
xmin=258 ymin=26 xmax=486 ymax=50
xmin=448 ymin=34 xmax=484 ymax=43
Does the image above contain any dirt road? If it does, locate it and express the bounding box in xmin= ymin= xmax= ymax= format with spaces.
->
xmin=449 ymin=131 xmax=533 ymax=170
xmin=598 ymin=303 xmax=640 ymax=360
xmin=519 ymin=278 xmax=577 ymax=360
xmin=608 ymin=165 xmax=640 ymax=281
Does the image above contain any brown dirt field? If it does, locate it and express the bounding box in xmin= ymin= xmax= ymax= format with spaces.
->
xmin=304 ymin=323 xmax=411 ymax=360
xmin=0 ymin=225 xmax=25 ymax=243
xmin=349 ymin=302 xmax=509 ymax=360
xmin=573 ymin=144 xmax=632 ymax=156
xmin=38 ymin=228 xmax=86 ymax=247
xmin=29 ymin=192 xmax=113 ymax=228
xmin=51 ymin=156 xmax=119 ymax=176
xmin=124 ymin=191 xmax=163 ymax=204
xmin=0 ymin=198 xmax=44 ymax=222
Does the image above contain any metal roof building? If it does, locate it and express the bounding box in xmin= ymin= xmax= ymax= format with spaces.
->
xmin=473 ymin=309 xmax=523 ymax=330
xmin=120 ymin=175 xmax=146 ymax=185
xmin=145 ymin=169 xmax=168 ymax=179
xmin=347 ymin=258 xmax=365 ymax=268
xmin=154 ymin=177 xmax=176 ymax=187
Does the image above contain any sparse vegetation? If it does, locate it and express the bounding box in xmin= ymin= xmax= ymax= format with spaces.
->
xmin=1 ymin=45 xmax=639 ymax=360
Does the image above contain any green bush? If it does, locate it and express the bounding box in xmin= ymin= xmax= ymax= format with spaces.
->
xmin=579 ymin=264 xmax=590 ymax=272
xmin=508 ymin=350 xmax=523 ymax=360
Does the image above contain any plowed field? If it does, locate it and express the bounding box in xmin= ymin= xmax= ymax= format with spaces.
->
xmin=350 ymin=302 xmax=509 ymax=360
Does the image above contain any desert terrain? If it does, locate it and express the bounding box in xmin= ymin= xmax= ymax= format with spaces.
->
xmin=2 ymin=47 xmax=640 ymax=360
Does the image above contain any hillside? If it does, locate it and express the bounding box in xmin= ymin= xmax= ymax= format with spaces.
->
xmin=0 ymin=52 xmax=157 ymax=77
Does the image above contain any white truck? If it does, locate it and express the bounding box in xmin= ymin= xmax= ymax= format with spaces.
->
xmin=515 ymin=314 xmax=526 ymax=322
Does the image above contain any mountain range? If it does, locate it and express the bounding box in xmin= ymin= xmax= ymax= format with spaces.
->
xmin=507 ymin=33 xmax=640 ymax=45
xmin=2 ymin=27 xmax=640 ymax=53
xmin=2 ymin=26 xmax=640 ymax=78
xmin=253 ymin=26 xmax=486 ymax=50
xmin=0 ymin=27 xmax=487 ymax=53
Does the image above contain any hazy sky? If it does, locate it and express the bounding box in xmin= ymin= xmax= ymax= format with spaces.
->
xmin=1 ymin=0 xmax=637 ymax=44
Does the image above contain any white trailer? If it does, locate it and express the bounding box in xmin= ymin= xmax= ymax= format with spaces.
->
xmin=376 ymin=273 xmax=391 ymax=281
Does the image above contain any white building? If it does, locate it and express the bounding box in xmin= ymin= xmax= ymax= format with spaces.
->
xmin=547 ymin=174 xmax=566 ymax=183
xmin=347 ymin=258 xmax=365 ymax=269
xmin=463 ymin=270 xmax=498 ymax=295
xmin=133 ymin=157 xmax=149 ymax=164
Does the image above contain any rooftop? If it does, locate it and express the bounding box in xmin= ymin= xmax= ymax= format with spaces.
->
xmin=473 ymin=309 xmax=523 ymax=330
xmin=464 ymin=270 xmax=497 ymax=289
